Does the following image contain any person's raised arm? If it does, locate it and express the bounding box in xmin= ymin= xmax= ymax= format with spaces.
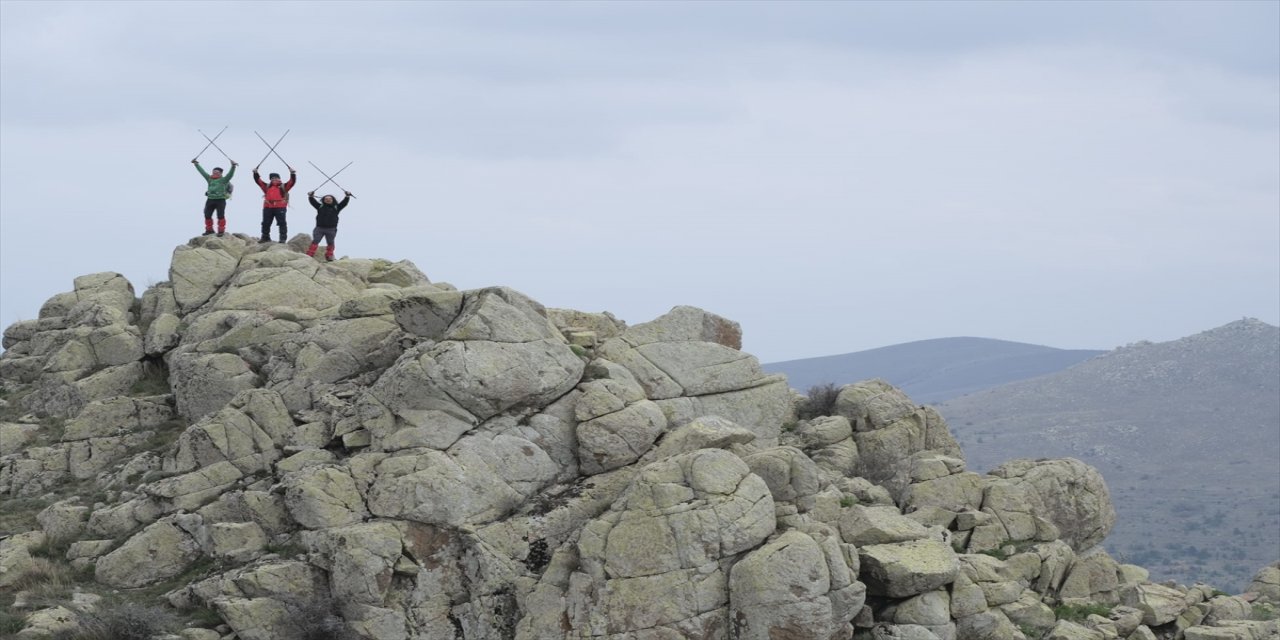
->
xmin=284 ymin=169 xmax=297 ymax=191
xmin=307 ymin=192 xmax=320 ymax=209
xmin=253 ymin=169 xmax=267 ymax=190
xmin=225 ymin=162 xmax=238 ymax=180
xmin=337 ymin=193 xmax=351 ymax=210
xmin=193 ymin=161 xmax=210 ymax=180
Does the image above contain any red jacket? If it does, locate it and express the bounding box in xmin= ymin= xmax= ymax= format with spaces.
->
xmin=254 ymin=171 xmax=297 ymax=208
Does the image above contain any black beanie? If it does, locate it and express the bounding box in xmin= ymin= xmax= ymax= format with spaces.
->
xmin=269 ymin=173 xmax=280 ymax=179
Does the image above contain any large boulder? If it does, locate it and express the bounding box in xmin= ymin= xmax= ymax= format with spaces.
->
xmin=598 ymin=306 xmax=789 ymax=445
xmin=170 ymin=240 xmax=243 ymax=311
xmin=169 ymin=352 xmax=261 ymax=422
xmin=95 ymin=515 xmax=204 ymax=588
xmin=367 ymin=433 xmax=559 ymax=527
xmin=859 ymin=538 xmax=961 ymax=598
xmin=1247 ymin=563 xmax=1280 ymax=605
xmin=517 ymin=448 xmax=776 ymax=637
xmin=1122 ymin=582 xmax=1190 ymax=626
xmin=729 ymin=528 xmax=863 ymax=639
xmin=833 ymin=380 xmax=962 ymax=497
xmin=988 ymin=458 xmax=1116 ymax=551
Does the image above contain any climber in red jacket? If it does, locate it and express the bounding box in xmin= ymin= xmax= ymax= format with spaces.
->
xmin=253 ymin=167 xmax=297 ymax=243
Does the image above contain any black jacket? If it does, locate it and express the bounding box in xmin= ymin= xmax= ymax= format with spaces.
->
xmin=309 ymin=195 xmax=350 ymax=227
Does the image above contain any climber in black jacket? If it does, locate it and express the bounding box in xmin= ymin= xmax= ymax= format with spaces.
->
xmin=305 ymin=191 xmax=351 ymax=262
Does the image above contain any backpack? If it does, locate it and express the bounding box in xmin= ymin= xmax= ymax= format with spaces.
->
xmin=226 ymin=182 xmax=234 ymax=199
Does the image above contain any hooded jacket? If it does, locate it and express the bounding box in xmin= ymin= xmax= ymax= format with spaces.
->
xmin=308 ymin=194 xmax=350 ymax=227
xmin=254 ymin=170 xmax=297 ymax=208
xmin=195 ymin=163 xmax=236 ymax=199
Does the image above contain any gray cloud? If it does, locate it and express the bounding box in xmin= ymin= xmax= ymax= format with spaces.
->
xmin=2 ymin=1 xmax=1276 ymax=362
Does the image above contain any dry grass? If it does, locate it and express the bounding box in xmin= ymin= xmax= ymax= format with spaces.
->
xmin=53 ymin=602 xmax=180 ymax=640
xmin=5 ymin=557 xmax=87 ymax=608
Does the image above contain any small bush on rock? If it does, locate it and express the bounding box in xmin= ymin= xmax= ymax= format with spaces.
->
xmin=796 ymin=382 xmax=841 ymax=420
xmin=128 ymin=360 xmax=171 ymax=397
xmin=1053 ymin=602 xmax=1113 ymax=622
xmin=57 ymin=603 xmax=180 ymax=640
xmin=9 ymin=557 xmax=84 ymax=607
xmin=282 ymin=595 xmax=357 ymax=640
xmin=0 ymin=610 xmax=25 ymax=634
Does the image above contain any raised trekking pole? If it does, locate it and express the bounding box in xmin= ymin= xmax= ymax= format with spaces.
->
xmin=308 ymin=161 xmax=356 ymax=198
xmin=253 ymin=130 xmax=291 ymax=171
xmin=198 ymin=129 xmax=234 ymax=164
xmin=192 ymin=125 xmax=228 ymax=162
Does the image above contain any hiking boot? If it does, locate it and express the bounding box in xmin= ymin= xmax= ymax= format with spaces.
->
xmin=202 ymin=229 xmax=214 ymax=236
xmin=259 ymin=235 xmax=271 ymax=243
xmin=325 ymin=255 xmax=335 ymax=262
xmin=216 ymin=231 xmax=225 ymax=237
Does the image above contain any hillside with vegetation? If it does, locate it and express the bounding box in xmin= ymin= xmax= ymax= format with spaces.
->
xmin=939 ymin=319 xmax=1280 ymax=593
xmin=765 ymin=338 xmax=1104 ymax=404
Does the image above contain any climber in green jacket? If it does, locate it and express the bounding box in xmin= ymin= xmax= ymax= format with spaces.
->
xmin=192 ymin=159 xmax=237 ymax=237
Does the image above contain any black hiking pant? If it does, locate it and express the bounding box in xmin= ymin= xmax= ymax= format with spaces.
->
xmin=203 ymin=198 xmax=227 ymax=220
xmin=261 ymin=207 xmax=287 ymax=237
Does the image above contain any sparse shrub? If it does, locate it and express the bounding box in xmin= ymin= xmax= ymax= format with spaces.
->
xmin=141 ymin=418 xmax=188 ymax=452
xmin=796 ymin=382 xmax=840 ymax=421
xmin=129 ymin=359 xmax=171 ymax=397
xmin=185 ymin=606 xmax=223 ymax=627
xmin=0 ymin=609 xmax=25 ymax=634
xmin=1018 ymin=623 xmax=1044 ymax=640
xmin=58 ymin=602 xmax=181 ymax=640
xmin=1053 ymin=602 xmax=1113 ymax=622
xmin=264 ymin=541 xmax=306 ymax=558
xmin=1254 ymin=603 xmax=1278 ymax=621
xmin=839 ymin=496 xmax=855 ymax=508
xmin=978 ymin=539 xmax=1038 ymax=561
xmin=7 ymin=557 xmax=82 ymax=607
xmin=978 ymin=547 xmax=1010 ymax=561
xmin=0 ymin=496 xmax=49 ymax=536
xmin=281 ymin=595 xmax=357 ymax=640
xmin=40 ymin=415 xmax=67 ymax=443
xmin=29 ymin=536 xmax=74 ymax=561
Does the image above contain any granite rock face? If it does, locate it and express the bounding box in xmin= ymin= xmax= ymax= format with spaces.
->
xmin=0 ymin=237 xmax=1271 ymax=640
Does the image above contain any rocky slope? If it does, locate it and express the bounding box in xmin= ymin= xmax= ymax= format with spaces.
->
xmin=938 ymin=320 xmax=1280 ymax=592
xmin=0 ymin=235 xmax=1276 ymax=640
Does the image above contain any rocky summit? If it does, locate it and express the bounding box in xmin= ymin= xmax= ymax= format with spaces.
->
xmin=0 ymin=234 xmax=1276 ymax=640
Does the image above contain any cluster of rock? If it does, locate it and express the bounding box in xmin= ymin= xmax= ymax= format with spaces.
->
xmin=0 ymin=234 xmax=1276 ymax=640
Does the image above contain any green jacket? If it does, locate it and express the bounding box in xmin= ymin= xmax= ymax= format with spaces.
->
xmin=195 ymin=163 xmax=236 ymax=199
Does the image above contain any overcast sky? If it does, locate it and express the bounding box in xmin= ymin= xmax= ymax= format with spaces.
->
xmin=1 ymin=1 xmax=1277 ymax=362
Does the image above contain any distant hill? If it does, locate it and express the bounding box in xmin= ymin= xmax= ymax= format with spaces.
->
xmin=938 ymin=318 xmax=1280 ymax=592
xmin=764 ymin=337 xmax=1104 ymax=403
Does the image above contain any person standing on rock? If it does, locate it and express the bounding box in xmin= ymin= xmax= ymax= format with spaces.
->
xmin=306 ymin=191 xmax=352 ymax=262
xmin=192 ymin=159 xmax=237 ymax=236
xmin=253 ymin=167 xmax=296 ymax=243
